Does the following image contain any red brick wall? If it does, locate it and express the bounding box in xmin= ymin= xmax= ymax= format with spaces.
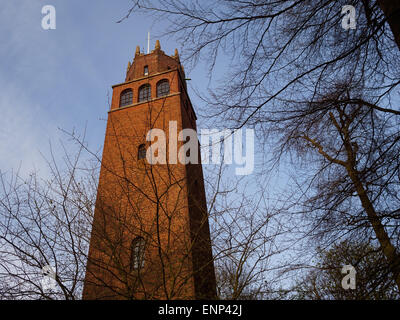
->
xmin=83 ymin=46 xmax=216 ymax=300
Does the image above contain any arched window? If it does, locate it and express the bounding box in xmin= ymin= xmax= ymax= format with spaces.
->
xmin=120 ymin=89 xmax=133 ymax=107
xmin=138 ymin=84 xmax=151 ymax=102
xmin=157 ymin=79 xmax=170 ymax=97
xmin=138 ymin=144 xmax=146 ymax=160
xmin=130 ymin=237 xmax=145 ymax=271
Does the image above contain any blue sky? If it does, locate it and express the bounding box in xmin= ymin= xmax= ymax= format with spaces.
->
xmin=0 ymin=0 xmax=264 ymax=209
xmin=0 ymin=1 xmax=305 ymax=290
xmin=0 ymin=0 xmax=203 ymax=176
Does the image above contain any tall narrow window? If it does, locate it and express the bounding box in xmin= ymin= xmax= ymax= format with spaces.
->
xmin=138 ymin=144 xmax=146 ymax=160
xmin=138 ymin=84 xmax=151 ymax=102
xmin=144 ymin=65 xmax=149 ymax=76
xmin=157 ymin=79 xmax=170 ymax=97
xmin=130 ymin=237 xmax=145 ymax=271
xmin=120 ymin=89 xmax=133 ymax=107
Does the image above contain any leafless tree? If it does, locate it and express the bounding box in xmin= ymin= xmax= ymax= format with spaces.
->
xmin=0 ymin=140 xmax=96 ymax=299
xmin=289 ymin=240 xmax=400 ymax=299
xmin=0 ymin=129 xmax=282 ymax=299
xmin=125 ymin=0 xmax=400 ymax=294
xmin=3 ymin=0 xmax=399 ymax=299
xmin=206 ymin=166 xmax=285 ymax=299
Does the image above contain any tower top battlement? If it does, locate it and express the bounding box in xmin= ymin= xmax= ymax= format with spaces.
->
xmin=125 ymin=40 xmax=181 ymax=82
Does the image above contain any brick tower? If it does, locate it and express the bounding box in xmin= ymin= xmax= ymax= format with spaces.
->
xmin=82 ymin=41 xmax=216 ymax=300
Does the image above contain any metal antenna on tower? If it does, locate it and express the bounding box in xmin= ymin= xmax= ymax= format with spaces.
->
xmin=147 ymin=31 xmax=150 ymax=54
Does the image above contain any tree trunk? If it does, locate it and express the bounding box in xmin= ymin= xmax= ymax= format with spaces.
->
xmin=377 ymin=0 xmax=400 ymax=50
xmin=346 ymin=165 xmax=400 ymax=291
